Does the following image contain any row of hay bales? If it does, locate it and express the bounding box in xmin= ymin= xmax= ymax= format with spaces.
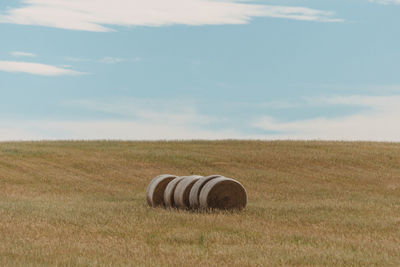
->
xmin=146 ymin=174 xmax=247 ymax=210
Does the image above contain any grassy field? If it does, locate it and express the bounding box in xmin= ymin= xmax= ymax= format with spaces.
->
xmin=1 ymin=141 xmax=400 ymax=266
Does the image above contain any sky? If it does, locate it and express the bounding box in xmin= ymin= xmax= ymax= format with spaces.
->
xmin=0 ymin=0 xmax=400 ymax=141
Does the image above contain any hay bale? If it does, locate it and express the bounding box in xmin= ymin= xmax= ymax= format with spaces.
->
xmin=189 ymin=175 xmax=222 ymax=209
xmin=146 ymin=174 xmax=177 ymax=207
xmin=163 ymin=176 xmax=186 ymax=208
xmin=199 ymin=177 xmax=247 ymax=210
xmin=174 ymin=175 xmax=203 ymax=209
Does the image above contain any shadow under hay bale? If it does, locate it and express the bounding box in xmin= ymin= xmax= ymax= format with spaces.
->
xmin=189 ymin=175 xmax=222 ymax=209
xmin=146 ymin=174 xmax=177 ymax=207
xmin=174 ymin=175 xmax=203 ymax=209
xmin=163 ymin=176 xmax=186 ymax=208
xmin=199 ymin=177 xmax=247 ymax=210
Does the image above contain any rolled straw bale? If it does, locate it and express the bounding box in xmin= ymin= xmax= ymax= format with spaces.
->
xmin=146 ymin=174 xmax=177 ymax=207
xmin=174 ymin=175 xmax=203 ymax=209
xmin=199 ymin=177 xmax=247 ymax=210
xmin=163 ymin=176 xmax=186 ymax=208
xmin=189 ymin=175 xmax=222 ymax=209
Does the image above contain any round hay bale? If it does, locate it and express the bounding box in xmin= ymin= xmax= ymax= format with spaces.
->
xmin=146 ymin=174 xmax=177 ymax=207
xmin=163 ymin=176 xmax=186 ymax=208
xmin=189 ymin=175 xmax=223 ymax=209
xmin=199 ymin=177 xmax=247 ymax=210
xmin=174 ymin=175 xmax=203 ymax=209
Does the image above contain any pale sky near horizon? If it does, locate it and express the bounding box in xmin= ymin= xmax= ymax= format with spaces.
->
xmin=1 ymin=0 xmax=400 ymax=141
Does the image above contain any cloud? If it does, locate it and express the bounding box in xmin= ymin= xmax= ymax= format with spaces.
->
xmin=0 ymin=98 xmax=253 ymax=140
xmin=10 ymin=51 xmax=36 ymax=57
xmin=98 ymin=57 xmax=125 ymax=64
xmin=0 ymin=120 xmax=252 ymax=140
xmin=73 ymin=57 xmax=142 ymax=64
xmin=1 ymin=95 xmax=399 ymax=141
xmin=0 ymin=97 xmax=262 ymax=141
xmin=65 ymin=57 xmax=90 ymax=62
xmin=0 ymin=60 xmax=86 ymax=76
xmin=66 ymin=56 xmax=140 ymax=64
xmin=0 ymin=0 xmax=342 ymax=32
xmin=253 ymin=95 xmax=400 ymax=141
xmin=69 ymin=98 xmax=215 ymax=125
xmin=369 ymin=0 xmax=400 ymax=4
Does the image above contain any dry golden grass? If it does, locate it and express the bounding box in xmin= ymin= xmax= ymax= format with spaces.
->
xmin=1 ymin=140 xmax=400 ymax=266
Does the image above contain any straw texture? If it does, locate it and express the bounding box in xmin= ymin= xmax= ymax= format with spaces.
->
xmin=163 ymin=176 xmax=186 ymax=207
xmin=146 ymin=174 xmax=177 ymax=207
xmin=189 ymin=175 xmax=222 ymax=209
xmin=173 ymin=175 xmax=203 ymax=209
xmin=199 ymin=177 xmax=247 ymax=210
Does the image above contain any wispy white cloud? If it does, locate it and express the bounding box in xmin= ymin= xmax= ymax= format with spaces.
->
xmin=369 ymin=0 xmax=400 ymax=4
xmin=65 ymin=57 xmax=90 ymax=62
xmin=0 ymin=120 xmax=252 ymax=140
xmin=98 ymin=57 xmax=125 ymax=64
xmin=10 ymin=51 xmax=36 ymax=57
xmin=0 ymin=60 xmax=86 ymax=76
xmin=66 ymin=56 xmax=140 ymax=64
xmin=254 ymin=95 xmax=400 ymax=141
xmin=1 ymin=95 xmax=399 ymax=141
xmin=0 ymin=0 xmax=342 ymax=32
xmin=0 ymin=98 xmax=256 ymax=140
xmin=69 ymin=98 xmax=214 ymax=125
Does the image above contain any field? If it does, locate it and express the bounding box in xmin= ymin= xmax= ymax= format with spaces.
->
xmin=1 ymin=141 xmax=400 ymax=266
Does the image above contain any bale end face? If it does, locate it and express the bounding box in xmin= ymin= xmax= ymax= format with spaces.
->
xmin=189 ymin=175 xmax=222 ymax=209
xmin=146 ymin=174 xmax=177 ymax=207
xmin=199 ymin=177 xmax=247 ymax=210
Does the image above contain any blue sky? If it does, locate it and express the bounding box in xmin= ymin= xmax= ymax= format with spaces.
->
xmin=0 ymin=0 xmax=400 ymax=140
